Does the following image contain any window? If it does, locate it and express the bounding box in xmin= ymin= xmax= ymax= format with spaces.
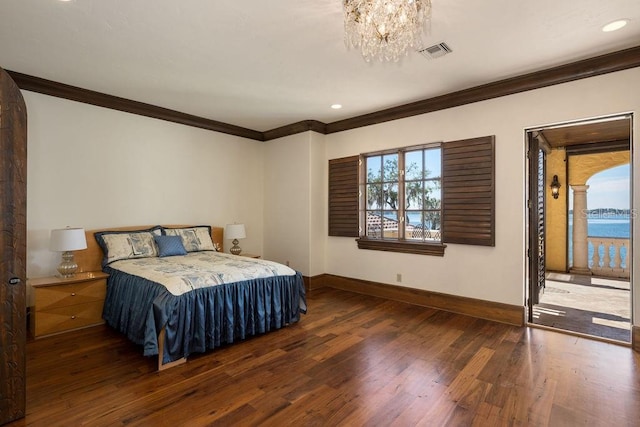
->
xmin=362 ymin=144 xmax=442 ymax=243
xmin=328 ymin=135 xmax=495 ymax=255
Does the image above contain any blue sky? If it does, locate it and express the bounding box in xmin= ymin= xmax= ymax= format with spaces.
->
xmin=578 ymin=164 xmax=630 ymax=209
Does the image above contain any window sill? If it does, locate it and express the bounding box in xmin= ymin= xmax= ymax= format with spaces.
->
xmin=356 ymin=238 xmax=446 ymax=256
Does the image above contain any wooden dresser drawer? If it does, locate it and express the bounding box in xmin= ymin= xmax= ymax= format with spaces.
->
xmin=34 ymin=301 xmax=105 ymax=337
xmin=34 ymin=278 xmax=106 ymax=311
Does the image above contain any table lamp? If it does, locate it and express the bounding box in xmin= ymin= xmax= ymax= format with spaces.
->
xmin=225 ymin=223 xmax=246 ymax=255
xmin=50 ymin=227 xmax=87 ymax=277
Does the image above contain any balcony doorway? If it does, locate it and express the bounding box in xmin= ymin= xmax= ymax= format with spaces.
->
xmin=526 ymin=113 xmax=633 ymax=344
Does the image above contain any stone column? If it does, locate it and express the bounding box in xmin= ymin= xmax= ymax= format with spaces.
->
xmin=570 ymin=185 xmax=591 ymax=275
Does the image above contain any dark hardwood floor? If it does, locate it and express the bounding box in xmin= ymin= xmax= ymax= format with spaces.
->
xmin=8 ymin=287 xmax=640 ymax=426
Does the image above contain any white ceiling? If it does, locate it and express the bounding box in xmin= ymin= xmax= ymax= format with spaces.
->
xmin=1 ymin=0 xmax=639 ymax=132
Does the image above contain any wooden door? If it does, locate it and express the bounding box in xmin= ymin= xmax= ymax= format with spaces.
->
xmin=527 ymin=133 xmax=547 ymax=320
xmin=0 ymin=67 xmax=27 ymax=424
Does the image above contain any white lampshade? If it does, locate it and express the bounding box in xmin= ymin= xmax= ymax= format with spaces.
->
xmin=225 ymin=223 xmax=246 ymax=240
xmin=50 ymin=228 xmax=88 ymax=252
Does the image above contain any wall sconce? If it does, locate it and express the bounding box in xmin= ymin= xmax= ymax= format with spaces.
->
xmin=550 ymin=175 xmax=561 ymax=199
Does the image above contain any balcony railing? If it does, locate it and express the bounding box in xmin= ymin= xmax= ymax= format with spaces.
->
xmin=588 ymin=237 xmax=631 ymax=279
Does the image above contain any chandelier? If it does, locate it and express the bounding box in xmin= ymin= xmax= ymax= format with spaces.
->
xmin=343 ymin=0 xmax=432 ymax=62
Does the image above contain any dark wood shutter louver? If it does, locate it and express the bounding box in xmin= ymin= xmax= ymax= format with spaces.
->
xmin=442 ymin=136 xmax=495 ymax=246
xmin=328 ymin=155 xmax=359 ymax=237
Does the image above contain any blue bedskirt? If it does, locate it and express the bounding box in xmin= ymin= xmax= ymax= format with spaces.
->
xmin=102 ymin=268 xmax=307 ymax=363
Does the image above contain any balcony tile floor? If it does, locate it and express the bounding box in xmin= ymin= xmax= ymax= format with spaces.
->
xmin=532 ymin=272 xmax=631 ymax=343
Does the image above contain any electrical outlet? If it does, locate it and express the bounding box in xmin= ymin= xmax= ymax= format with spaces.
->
xmin=396 ymin=273 xmax=402 ymax=282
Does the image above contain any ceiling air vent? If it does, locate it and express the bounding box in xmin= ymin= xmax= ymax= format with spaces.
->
xmin=418 ymin=42 xmax=452 ymax=59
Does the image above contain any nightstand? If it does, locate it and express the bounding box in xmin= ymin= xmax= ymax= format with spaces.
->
xmin=240 ymin=253 xmax=261 ymax=259
xmin=29 ymin=271 xmax=109 ymax=338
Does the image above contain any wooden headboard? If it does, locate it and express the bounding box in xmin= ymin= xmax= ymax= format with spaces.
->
xmin=75 ymin=225 xmax=224 ymax=273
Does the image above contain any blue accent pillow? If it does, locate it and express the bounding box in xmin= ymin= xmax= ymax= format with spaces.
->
xmin=154 ymin=235 xmax=187 ymax=257
xmin=161 ymin=226 xmax=215 ymax=252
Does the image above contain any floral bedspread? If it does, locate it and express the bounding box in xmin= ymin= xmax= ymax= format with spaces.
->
xmin=109 ymin=251 xmax=296 ymax=296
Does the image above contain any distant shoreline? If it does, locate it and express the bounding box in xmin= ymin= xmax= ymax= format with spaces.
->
xmin=568 ymin=211 xmax=630 ymax=239
xmin=569 ymin=208 xmax=633 ymax=219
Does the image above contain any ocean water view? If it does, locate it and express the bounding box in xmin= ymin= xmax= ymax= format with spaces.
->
xmin=569 ymin=215 xmax=631 ymax=238
xmin=400 ymin=213 xmax=631 ymax=239
xmin=568 ymin=214 xmax=631 ymax=267
xmin=585 ymin=218 xmax=631 ymax=238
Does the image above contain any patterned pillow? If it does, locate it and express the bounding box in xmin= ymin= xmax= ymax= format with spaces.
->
xmin=154 ymin=235 xmax=187 ymax=257
xmin=94 ymin=227 xmax=162 ymax=267
xmin=163 ymin=226 xmax=215 ymax=252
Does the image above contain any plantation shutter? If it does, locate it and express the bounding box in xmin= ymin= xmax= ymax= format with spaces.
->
xmin=442 ymin=135 xmax=495 ymax=246
xmin=328 ymin=155 xmax=359 ymax=237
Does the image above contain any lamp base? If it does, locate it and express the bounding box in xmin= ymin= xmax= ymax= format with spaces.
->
xmin=57 ymin=251 xmax=78 ymax=278
xmin=230 ymin=239 xmax=242 ymax=255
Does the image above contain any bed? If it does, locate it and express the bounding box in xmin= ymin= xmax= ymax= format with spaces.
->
xmin=75 ymin=225 xmax=306 ymax=370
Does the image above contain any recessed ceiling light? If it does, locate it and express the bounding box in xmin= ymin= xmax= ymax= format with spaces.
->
xmin=602 ymin=19 xmax=628 ymax=32
xmin=331 ymin=104 xmax=342 ymax=110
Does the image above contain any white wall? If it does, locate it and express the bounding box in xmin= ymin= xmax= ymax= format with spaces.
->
xmin=25 ymin=92 xmax=264 ymax=281
xmin=323 ymin=68 xmax=640 ymax=327
xmin=309 ymin=132 xmax=327 ymax=277
xmin=262 ymin=131 xmax=326 ymax=277
xmin=263 ymin=132 xmax=311 ymax=273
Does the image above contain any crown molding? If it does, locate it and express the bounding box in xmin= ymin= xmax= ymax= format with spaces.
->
xmin=262 ymin=120 xmax=327 ymax=141
xmin=6 ymin=71 xmax=264 ymax=141
xmin=8 ymin=45 xmax=640 ymax=142
xmin=324 ymin=45 xmax=640 ymax=134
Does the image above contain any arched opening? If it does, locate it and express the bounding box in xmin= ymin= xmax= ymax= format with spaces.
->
xmin=568 ymin=164 xmax=631 ymax=270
